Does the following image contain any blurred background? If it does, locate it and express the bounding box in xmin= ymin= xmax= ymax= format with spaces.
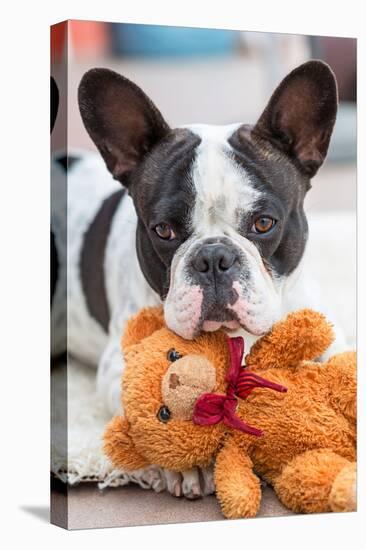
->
xmin=52 ymin=20 xmax=356 ymax=212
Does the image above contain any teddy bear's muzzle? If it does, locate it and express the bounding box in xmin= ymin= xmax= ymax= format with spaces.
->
xmin=161 ymin=355 xmax=216 ymax=420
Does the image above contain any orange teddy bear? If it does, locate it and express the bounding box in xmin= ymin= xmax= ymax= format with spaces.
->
xmin=103 ymin=307 xmax=356 ymax=518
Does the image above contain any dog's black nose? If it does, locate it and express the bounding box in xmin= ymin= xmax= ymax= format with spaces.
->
xmin=193 ymin=243 xmax=237 ymax=275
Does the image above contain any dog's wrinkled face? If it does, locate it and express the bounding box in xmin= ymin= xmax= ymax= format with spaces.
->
xmin=79 ymin=61 xmax=337 ymax=339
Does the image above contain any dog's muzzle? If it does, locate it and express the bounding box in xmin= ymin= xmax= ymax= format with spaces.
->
xmin=188 ymin=237 xmax=244 ymax=328
xmin=163 ymin=235 xmax=280 ymax=339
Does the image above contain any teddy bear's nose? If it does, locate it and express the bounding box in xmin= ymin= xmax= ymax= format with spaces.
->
xmin=169 ymin=373 xmax=181 ymax=389
xmin=161 ymin=355 xmax=216 ymax=420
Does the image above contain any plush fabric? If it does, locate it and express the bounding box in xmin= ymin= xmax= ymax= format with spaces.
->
xmin=104 ymin=307 xmax=356 ymax=519
xmin=193 ymin=336 xmax=287 ymax=436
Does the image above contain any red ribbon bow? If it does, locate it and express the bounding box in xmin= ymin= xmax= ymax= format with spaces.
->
xmin=192 ymin=336 xmax=287 ymax=437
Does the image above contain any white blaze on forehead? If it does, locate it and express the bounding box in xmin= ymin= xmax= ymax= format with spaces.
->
xmin=185 ymin=124 xmax=261 ymax=237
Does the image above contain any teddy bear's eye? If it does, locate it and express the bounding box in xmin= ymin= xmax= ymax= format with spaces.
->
xmin=157 ymin=405 xmax=171 ymax=423
xmin=167 ymin=348 xmax=181 ymax=362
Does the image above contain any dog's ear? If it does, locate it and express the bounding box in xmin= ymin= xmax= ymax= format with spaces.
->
xmin=78 ymin=68 xmax=170 ymax=185
xmin=103 ymin=415 xmax=149 ymax=471
xmin=253 ymin=60 xmax=338 ymax=177
xmin=122 ymin=307 xmax=165 ymax=351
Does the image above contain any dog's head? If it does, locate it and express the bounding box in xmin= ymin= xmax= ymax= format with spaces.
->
xmin=79 ymin=61 xmax=337 ymax=339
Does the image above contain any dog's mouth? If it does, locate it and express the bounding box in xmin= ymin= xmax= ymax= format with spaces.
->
xmin=199 ymin=297 xmax=269 ymax=337
xmin=200 ymin=314 xmax=265 ymax=337
xmin=164 ymin=283 xmax=275 ymax=340
xmin=200 ymin=305 xmax=241 ymax=333
xmin=202 ymin=319 xmax=241 ymax=332
xmin=197 ymin=291 xmax=277 ymax=338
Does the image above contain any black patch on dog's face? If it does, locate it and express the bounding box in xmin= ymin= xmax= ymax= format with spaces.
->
xmin=228 ymin=125 xmax=309 ymax=277
xmin=132 ymin=128 xmax=201 ymax=297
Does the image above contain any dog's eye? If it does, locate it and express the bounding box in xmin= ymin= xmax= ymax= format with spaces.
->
xmin=154 ymin=223 xmax=176 ymax=240
xmin=252 ymin=216 xmax=276 ymax=234
xmin=157 ymin=405 xmax=171 ymax=423
xmin=167 ymin=348 xmax=182 ymax=362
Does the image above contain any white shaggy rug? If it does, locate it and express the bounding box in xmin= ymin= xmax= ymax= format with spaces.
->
xmin=51 ymin=211 xmax=356 ymax=487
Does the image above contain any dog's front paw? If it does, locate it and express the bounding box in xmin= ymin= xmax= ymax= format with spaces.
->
xmin=163 ymin=465 xmax=215 ymax=499
xmin=129 ymin=465 xmax=167 ymax=493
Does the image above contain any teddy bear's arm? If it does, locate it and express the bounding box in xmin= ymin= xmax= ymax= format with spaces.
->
xmin=326 ymin=351 xmax=356 ymax=422
xmin=214 ymin=438 xmax=261 ymax=519
xmin=246 ymin=309 xmax=334 ymax=370
xmin=103 ymin=415 xmax=149 ymax=471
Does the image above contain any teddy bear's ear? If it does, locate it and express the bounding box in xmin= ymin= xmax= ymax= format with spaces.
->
xmin=246 ymin=309 xmax=334 ymax=370
xmin=103 ymin=415 xmax=149 ymax=471
xmin=122 ymin=307 xmax=165 ymax=350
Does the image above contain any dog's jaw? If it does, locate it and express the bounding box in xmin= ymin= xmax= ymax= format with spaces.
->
xmin=164 ymin=284 xmax=204 ymax=340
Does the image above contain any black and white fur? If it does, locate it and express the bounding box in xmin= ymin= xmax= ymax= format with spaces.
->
xmin=51 ymin=61 xmax=346 ymax=497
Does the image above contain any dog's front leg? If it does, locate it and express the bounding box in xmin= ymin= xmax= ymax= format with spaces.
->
xmin=163 ymin=465 xmax=215 ymax=499
xmin=96 ymin=336 xmax=125 ymax=416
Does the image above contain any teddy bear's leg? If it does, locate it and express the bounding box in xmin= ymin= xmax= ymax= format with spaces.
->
xmin=214 ymin=442 xmax=261 ymax=519
xmin=273 ymin=449 xmax=356 ymax=514
xmin=329 ymin=463 xmax=357 ymax=512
